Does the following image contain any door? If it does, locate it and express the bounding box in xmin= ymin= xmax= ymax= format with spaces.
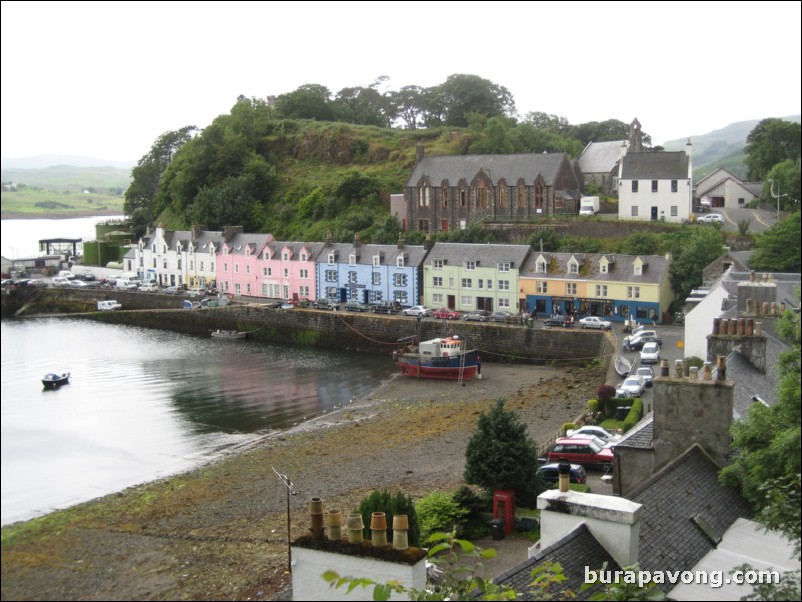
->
xmin=447 ymin=295 xmax=455 ymax=310
xmin=651 ymin=206 xmax=658 ymax=220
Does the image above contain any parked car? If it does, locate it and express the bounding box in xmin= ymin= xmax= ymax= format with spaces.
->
xmin=138 ymin=282 xmax=159 ymax=292
xmin=488 ymin=310 xmax=520 ymax=324
xmin=462 ymin=310 xmax=491 ymax=322
xmin=51 ymin=276 xmax=72 ymax=287
xmin=536 ymin=462 xmax=587 ymax=485
xmin=344 ymin=299 xmax=371 ymax=312
xmin=543 ymin=314 xmax=572 ymax=327
xmin=567 ymin=425 xmax=621 ymax=444
xmin=640 ymin=342 xmax=660 ymax=364
xmin=432 ymin=307 xmax=460 ymax=320
xmin=578 ymin=316 xmax=612 ymax=330
xmin=161 ymin=286 xmax=183 ymax=295
xmin=371 ymin=300 xmax=401 ymax=314
xmin=187 ymin=287 xmax=208 ymax=297
xmin=622 ymin=330 xmax=662 ymax=351
xmin=635 ymin=366 xmax=655 ymax=387
xmin=67 ymin=279 xmax=90 ymax=288
xmin=313 ymin=298 xmax=340 ymax=310
xmin=697 ymin=213 xmax=724 ymax=224
xmin=616 ymin=374 xmax=646 ymax=398
xmin=547 ymin=437 xmax=614 ymax=467
xmin=402 ymin=305 xmax=431 ymax=317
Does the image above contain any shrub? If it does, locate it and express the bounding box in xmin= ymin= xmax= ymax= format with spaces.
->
xmin=414 ymin=491 xmax=468 ymax=543
xmin=597 ymin=384 xmax=616 ymax=402
xmin=562 ymin=422 xmax=576 ymax=436
xmin=356 ymin=489 xmax=420 ymax=547
xmin=622 ymin=399 xmax=644 ymax=433
xmin=587 ymin=399 xmax=600 ymax=413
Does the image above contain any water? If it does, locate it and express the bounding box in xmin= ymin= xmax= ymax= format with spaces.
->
xmin=1 ymin=215 xmax=122 ymax=259
xmin=0 ymin=318 xmax=395 ymax=526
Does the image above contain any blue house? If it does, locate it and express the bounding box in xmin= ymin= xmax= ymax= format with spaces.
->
xmin=315 ymin=234 xmax=429 ymax=306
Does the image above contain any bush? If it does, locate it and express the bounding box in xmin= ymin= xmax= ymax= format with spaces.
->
xmin=414 ymin=491 xmax=468 ymax=543
xmin=356 ymin=489 xmax=420 ymax=547
xmin=597 ymin=384 xmax=616 ymax=402
xmin=587 ymin=399 xmax=600 ymax=413
xmin=622 ymin=399 xmax=644 ymax=433
xmin=562 ymin=422 xmax=576 ymax=436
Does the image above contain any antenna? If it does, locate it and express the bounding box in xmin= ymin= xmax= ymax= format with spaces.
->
xmin=272 ymin=467 xmax=298 ymax=573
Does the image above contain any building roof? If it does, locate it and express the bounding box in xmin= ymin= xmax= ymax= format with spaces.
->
xmin=614 ymin=415 xmax=654 ymax=449
xmin=424 ymin=242 xmax=531 ymax=268
xmin=405 ymin=152 xmax=572 ymax=188
xmin=320 ymin=242 xmax=430 ymax=267
xmin=695 ymin=167 xmax=739 ymax=191
xmin=496 ymin=523 xmax=619 ymax=599
xmin=628 ymin=445 xmax=753 ymax=593
xmin=577 ymin=140 xmax=627 ymax=174
xmin=620 ymin=151 xmax=689 ymax=180
xmin=519 ymin=252 xmax=670 ymax=285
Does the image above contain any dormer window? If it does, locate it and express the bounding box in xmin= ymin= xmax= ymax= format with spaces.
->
xmin=433 ymin=259 xmax=444 ymax=269
xmin=498 ymin=262 xmax=511 ymax=272
xmin=397 ymin=256 xmax=405 ymax=268
xmin=536 ymin=260 xmax=547 ymax=273
xmin=300 ymin=253 xmax=307 ymax=262
xmin=373 ymin=255 xmax=381 ymax=267
xmin=600 ymin=263 xmax=608 ymax=274
xmin=283 ymin=252 xmax=290 ymax=261
xmin=634 ymin=265 xmax=642 ymax=276
xmin=466 ymin=261 xmax=477 ymax=270
xmin=567 ymin=258 xmax=579 ymax=275
xmin=328 ymin=253 xmax=335 ymax=265
xmin=349 ymin=254 xmax=357 ymax=266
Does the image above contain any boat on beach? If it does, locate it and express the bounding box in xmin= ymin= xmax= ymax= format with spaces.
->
xmin=211 ymin=330 xmax=247 ymax=340
xmin=393 ymin=335 xmax=481 ymax=381
xmin=614 ymin=354 xmax=632 ymax=377
xmin=42 ymin=372 xmax=70 ymax=388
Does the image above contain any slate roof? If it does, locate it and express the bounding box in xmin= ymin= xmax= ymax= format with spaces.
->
xmin=620 ymin=151 xmax=689 ymax=180
xmin=405 ymin=152 xmax=571 ymax=188
xmin=614 ymin=415 xmax=654 ymax=449
xmin=695 ymin=167 xmax=739 ymax=191
xmin=265 ymin=241 xmax=326 ymax=261
xmin=495 ymin=523 xmax=619 ymax=600
xmin=320 ymin=242 xmax=429 ymax=267
xmin=222 ymin=232 xmax=272 ymax=256
xmin=628 ymin=445 xmax=752 ymax=593
xmin=577 ymin=140 xmax=626 ymax=173
xmin=424 ymin=242 xmax=531 ymax=268
xmin=519 ymin=252 xmax=670 ymax=285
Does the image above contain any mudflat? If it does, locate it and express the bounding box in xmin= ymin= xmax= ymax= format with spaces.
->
xmin=0 ymin=361 xmax=604 ymax=601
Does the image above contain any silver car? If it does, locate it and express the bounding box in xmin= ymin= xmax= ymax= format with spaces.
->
xmin=402 ymin=305 xmax=431 ymax=317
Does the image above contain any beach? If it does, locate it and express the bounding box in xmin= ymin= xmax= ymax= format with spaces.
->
xmin=0 ymin=361 xmax=605 ymax=601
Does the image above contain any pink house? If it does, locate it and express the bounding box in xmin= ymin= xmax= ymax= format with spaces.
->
xmin=256 ymin=241 xmax=323 ymax=302
xmin=217 ymin=233 xmax=273 ymax=297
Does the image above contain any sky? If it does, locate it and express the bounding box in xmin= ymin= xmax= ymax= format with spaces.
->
xmin=2 ymin=1 xmax=800 ymax=163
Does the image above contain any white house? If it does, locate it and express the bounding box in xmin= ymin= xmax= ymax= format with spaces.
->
xmin=695 ymin=167 xmax=761 ymax=209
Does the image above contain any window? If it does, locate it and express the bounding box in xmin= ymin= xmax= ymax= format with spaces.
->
xmin=441 ymin=188 xmax=449 ymax=208
xmin=417 ymin=219 xmax=430 ymax=231
xmin=396 ymin=256 xmax=405 ymax=268
xmin=299 ymin=286 xmax=309 ymax=298
xmin=651 ymin=180 xmax=658 ymax=193
xmin=536 ymin=260 xmax=547 ymax=273
xmin=223 ymin=263 xmax=228 ymax=272
xmin=627 ymin=286 xmax=641 ymax=299
xmin=373 ymin=273 xmax=381 ymax=285
xmin=263 ymin=267 xmax=270 ymax=276
xmin=634 ymin=265 xmax=642 ymax=276
xmin=394 ymin=274 xmax=407 ymax=286
xmin=460 ymin=295 xmax=472 ymax=307
xmin=631 ymin=206 xmax=639 ymax=217
xmin=235 ymin=264 xmax=239 ymax=274
xmin=418 ymin=185 xmax=430 ymax=207
xmin=670 ymin=206 xmax=678 ymax=217
xmin=600 ymin=263 xmax=607 ymax=274
xmin=325 ymin=270 xmax=337 ymax=282
xmin=632 ymin=181 xmax=639 ymax=193
xmin=671 ymin=180 xmax=678 ymax=192
xmin=498 ymin=280 xmax=510 ymax=291
xmin=595 ymin=285 xmax=608 ymax=297
xmin=569 ymin=263 xmax=578 ymax=274
xmin=498 ymin=262 xmax=510 ymax=272
xmin=738 ymin=197 xmax=745 ymax=205
xmin=348 ymin=271 xmax=357 ymax=284
xmin=432 ymin=276 xmax=443 ymax=287
xmin=348 ymin=254 xmax=356 ymax=266
xmin=498 ymin=298 xmax=510 ymax=308
xmin=433 ymin=259 xmax=444 ymax=269
xmin=466 ymin=261 xmax=477 ymax=270
xmin=566 ymin=283 xmax=577 ymax=295
xmin=534 ymin=183 xmax=544 ymax=211
xmin=245 ymin=264 xmax=250 ymax=274
xmin=459 ymin=189 xmax=467 ymax=207
xmin=299 ymin=269 xmax=308 ymax=279
xmin=461 ymin=278 xmax=472 ymax=288
xmin=432 ymin=293 xmax=444 ymax=304
xmin=282 ymin=252 xmax=289 ymax=261
xmin=283 ymin=268 xmax=289 ymax=278
xmin=498 ymin=187 xmax=507 ymax=208
xmin=373 ymin=255 xmax=380 ymax=267
xmin=487 ymin=280 xmax=493 ymax=290
xmin=475 ymin=187 xmax=488 ymax=209
xmin=478 ymin=279 xmax=484 ymax=289
xmin=300 ymin=253 xmax=307 ymax=262
xmin=246 ymin=283 xmax=251 ymax=295
xmin=517 ymin=184 xmax=526 ymax=209
xmin=328 ymin=253 xmax=335 ymax=265
xmin=235 ymin=283 xmax=241 ymax=295
xmin=537 ymin=281 xmax=548 ymax=293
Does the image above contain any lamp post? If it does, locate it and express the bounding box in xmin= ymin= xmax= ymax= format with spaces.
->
xmin=769 ymin=179 xmax=786 ymax=222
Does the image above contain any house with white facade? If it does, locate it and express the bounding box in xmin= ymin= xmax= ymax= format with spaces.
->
xmin=695 ymin=167 xmax=761 ymax=209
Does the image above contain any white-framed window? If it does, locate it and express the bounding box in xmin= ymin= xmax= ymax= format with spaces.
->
xmin=487 ymin=280 xmax=493 ymax=290
xmin=651 ymin=180 xmax=658 ymax=193
xmin=394 ymin=274 xmax=407 ymax=286
xmin=246 ymin=283 xmax=251 ymax=294
xmin=461 ymin=278 xmax=472 ymax=288
xmin=245 ymin=264 xmax=250 ymax=274
xmin=325 ymin=270 xmax=337 ymax=282
xmin=631 ymin=206 xmax=639 ymax=217
xmin=671 ymin=206 xmax=678 ymax=217
xmin=373 ymin=255 xmax=381 ymax=267
xmin=566 ymin=283 xmax=576 ymax=295
xmin=433 ymin=259 xmax=444 ymax=269
xmin=263 ymin=267 xmax=270 ymax=276
xmin=328 ymin=253 xmax=335 ymax=265
xmin=498 ymin=262 xmax=511 ymax=272
xmin=671 ymin=180 xmax=678 ymax=192
xmin=396 ymin=256 xmax=405 ymax=268
xmin=299 ymin=269 xmax=308 ymax=279
xmin=569 ymin=263 xmax=578 ymax=274
xmin=373 ymin=273 xmax=381 ymax=285
xmin=235 ymin=283 xmax=241 ymax=295
xmin=235 ymin=264 xmax=239 ymax=273
xmin=223 ymin=263 xmax=228 ymax=272
xmin=433 ymin=276 xmax=443 ymax=287
xmin=536 ymin=260 xmax=547 ymax=273
xmin=348 ymin=271 xmax=357 ymax=283
xmin=349 ymin=254 xmax=356 ymax=266
xmin=498 ymin=280 xmax=510 ymax=291
xmin=283 ymin=268 xmax=289 ymax=278
xmin=634 ymin=265 xmax=642 ymax=276
xmin=300 ymin=253 xmax=307 ymax=262
xmin=537 ymin=281 xmax=548 ymax=293
xmin=299 ymin=286 xmax=309 ymax=298
xmin=465 ymin=261 xmax=477 ymax=270
xmin=627 ymin=286 xmax=641 ymax=299
xmin=595 ymin=285 xmax=608 ymax=297
xmin=282 ymin=252 xmax=289 ymax=261
xmin=432 ymin=293 xmax=444 ymax=305
xmin=600 ymin=263 xmax=607 ymax=274
xmin=478 ymin=279 xmax=484 ymax=289
xmin=498 ymin=298 xmax=510 ymax=308
xmin=460 ymin=295 xmax=472 ymax=307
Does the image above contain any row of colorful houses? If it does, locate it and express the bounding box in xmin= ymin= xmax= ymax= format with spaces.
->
xmin=125 ymin=226 xmax=673 ymax=322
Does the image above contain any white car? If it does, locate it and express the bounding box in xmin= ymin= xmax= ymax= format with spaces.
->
xmin=697 ymin=213 xmax=724 ymax=224
xmin=640 ymin=342 xmax=661 ymax=364
xmin=402 ymin=305 xmax=431 ymax=317
xmin=67 ymin=279 xmax=90 ymax=288
xmin=138 ymin=282 xmax=159 ymax=292
xmin=567 ymin=425 xmax=621 ymax=444
xmin=616 ymin=374 xmax=646 ymax=398
xmin=578 ymin=316 xmax=612 ymax=330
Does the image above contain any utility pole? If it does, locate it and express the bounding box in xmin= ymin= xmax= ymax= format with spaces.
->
xmin=272 ymin=467 xmax=298 ymax=573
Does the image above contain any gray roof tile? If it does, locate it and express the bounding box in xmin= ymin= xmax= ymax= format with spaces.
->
xmin=578 ymin=140 xmax=627 ymax=173
xmin=621 ymin=151 xmax=689 ymax=180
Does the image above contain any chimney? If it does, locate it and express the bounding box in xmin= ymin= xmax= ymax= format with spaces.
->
xmin=423 ymin=233 xmax=434 ymax=252
xmin=224 ymin=225 xmax=244 ymax=242
xmin=191 ymin=224 xmax=205 ymax=240
xmin=397 ymin=232 xmax=406 ymax=249
xmin=415 ymin=145 xmax=424 ymax=163
xmin=707 ymin=318 xmax=767 ymax=373
xmin=353 ymin=232 xmax=361 ymax=248
xmin=558 ymin=461 xmax=571 ymax=492
xmin=325 ymin=230 xmax=332 ymax=245
xmin=538 ymin=490 xmax=642 ymax=566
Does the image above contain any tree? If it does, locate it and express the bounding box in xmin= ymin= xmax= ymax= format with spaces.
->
xmin=437 ymin=74 xmax=516 ymax=128
xmin=668 ymin=227 xmax=725 ymax=297
xmin=750 ymin=212 xmax=801 ymax=273
xmin=464 ymin=399 xmax=540 ymax=505
xmin=744 ymin=118 xmax=801 ymax=181
xmin=274 ymin=84 xmax=339 ymax=121
xmin=763 ymin=159 xmax=801 ymax=213
xmin=388 ymin=85 xmax=425 ymax=129
xmin=469 ymin=117 xmax=515 ymax=154
xmin=622 ymin=232 xmax=663 ymax=256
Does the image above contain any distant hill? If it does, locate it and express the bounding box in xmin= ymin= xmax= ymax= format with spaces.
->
xmin=1 ymin=164 xmax=132 ymax=192
xmin=663 ymin=115 xmax=801 ymax=179
xmin=0 ymin=155 xmax=135 ymax=170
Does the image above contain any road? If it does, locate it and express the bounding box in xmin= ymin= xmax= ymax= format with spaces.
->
xmin=706 ymin=206 xmax=779 ymax=234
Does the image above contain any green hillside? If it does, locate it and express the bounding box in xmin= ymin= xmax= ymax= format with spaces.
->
xmin=1 ymin=164 xmax=131 ymax=193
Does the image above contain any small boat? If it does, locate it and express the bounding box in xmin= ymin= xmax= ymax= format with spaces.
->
xmin=614 ymin=354 xmax=632 ymax=377
xmin=393 ymin=335 xmax=481 ymax=381
xmin=42 ymin=372 xmax=70 ymax=388
xmin=211 ymin=329 xmax=247 ymax=339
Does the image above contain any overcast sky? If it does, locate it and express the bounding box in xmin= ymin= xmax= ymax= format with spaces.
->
xmin=2 ymin=1 xmax=800 ymax=163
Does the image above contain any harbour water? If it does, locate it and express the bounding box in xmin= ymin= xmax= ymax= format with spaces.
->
xmin=0 ymin=318 xmax=395 ymax=526
xmin=1 ymin=215 xmax=123 ymax=259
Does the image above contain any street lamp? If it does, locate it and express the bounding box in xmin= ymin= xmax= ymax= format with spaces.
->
xmin=769 ymin=179 xmax=787 ymax=222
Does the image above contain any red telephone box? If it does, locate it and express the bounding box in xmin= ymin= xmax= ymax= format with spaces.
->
xmin=493 ymin=489 xmax=516 ymax=535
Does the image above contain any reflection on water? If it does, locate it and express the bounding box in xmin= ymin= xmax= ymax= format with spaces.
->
xmin=0 ymin=318 xmax=394 ymax=525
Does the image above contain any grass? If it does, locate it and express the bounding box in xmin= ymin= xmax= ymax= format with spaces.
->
xmin=1 ymin=188 xmax=125 ymax=216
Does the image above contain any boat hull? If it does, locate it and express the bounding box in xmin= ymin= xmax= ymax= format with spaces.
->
xmin=614 ymin=355 xmax=632 ymax=377
xmin=394 ymin=351 xmax=480 ymax=381
xmin=42 ymin=373 xmax=70 ymax=388
xmin=211 ymin=330 xmax=246 ymax=339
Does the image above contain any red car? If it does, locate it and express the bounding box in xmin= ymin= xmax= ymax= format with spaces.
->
xmin=432 ymin=308 xmax=460 ymax=320
xmin=547 ymin=437 xmax=614 ymax=467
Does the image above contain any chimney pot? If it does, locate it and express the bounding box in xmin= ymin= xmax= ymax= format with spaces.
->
xmin=716 ymin=356 xmax=727 ymax=381
xmin=746 ymin=318 xmax=754 ymax=336
xmin=729 ymin=319 xmax=738 ymax=335
xmin=737 ymin=318 xmax=745 ymax=336
xmin=755 ymin=321 xmax=763 ymax=336
xmin=689 ymin=366 xmax=699 ymax=379
xmin=674 ymin=359 xmax=684 ymax=378
xmin=660 ymin=359 xmax=670 ymax=377
xmin=703 ymin=362 xmax=713 ymax=380
xmin=713 ymin=317 xmax=721 ymax=335
xmin=558 ymin=461 xmax=571 ymax=492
